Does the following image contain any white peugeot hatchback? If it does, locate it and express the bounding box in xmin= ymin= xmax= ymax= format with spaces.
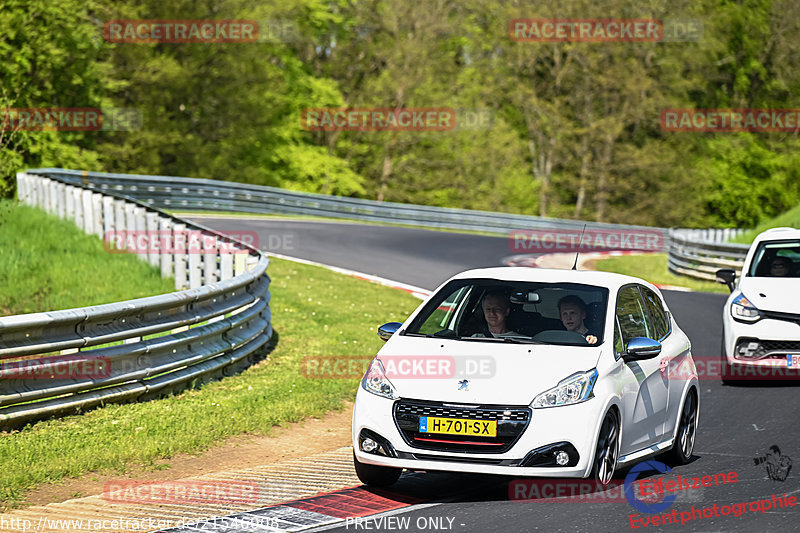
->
xmin=352 ymin=267 xmax=699 ymax=487
xmin=717 ymin=227 xmax=800 ymax=382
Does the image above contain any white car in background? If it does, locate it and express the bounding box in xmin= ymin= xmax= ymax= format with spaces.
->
xmin=717 ymin=227 xmax=800 ymax=382
xmin=352 ymin=267 xmax=699 ymax=487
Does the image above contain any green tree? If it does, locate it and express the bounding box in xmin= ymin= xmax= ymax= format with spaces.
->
xmin=0 ymin=0 xmax=106 ymax=196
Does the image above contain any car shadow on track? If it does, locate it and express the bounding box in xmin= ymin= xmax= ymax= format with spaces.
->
xmin=361 ymin=455 xmax=702 ymax=508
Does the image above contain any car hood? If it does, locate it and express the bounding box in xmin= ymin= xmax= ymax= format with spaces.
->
xmin=740 ymin=277 xmax=800 ymax=314
xmin=377 ymin=336 xmax=603 ymax=405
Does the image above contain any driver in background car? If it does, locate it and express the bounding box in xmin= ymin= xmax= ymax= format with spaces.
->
xmin=769 ymin=256 xmax=793 ymax=277
xmin=472 ymin=290 xmax=522 ymax=338
xmin=558 ymin=295 xmax=598 ymax=344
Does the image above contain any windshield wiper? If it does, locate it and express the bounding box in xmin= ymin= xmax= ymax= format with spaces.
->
xmin=404 ymin=331 xmax=459 ymax=339
xmin=405 ymin=332 xmax=541 ymax=344
xmin=454 ymin=336 xmax=542 ymax=344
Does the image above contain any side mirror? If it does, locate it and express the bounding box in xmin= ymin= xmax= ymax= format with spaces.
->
xmin=378 ymin=322 xmax=402 ymax=342
xmin=623 ymin=337 xmax=662 ymax=361
xmin=716 ymin=269 xmax=736 ymax=292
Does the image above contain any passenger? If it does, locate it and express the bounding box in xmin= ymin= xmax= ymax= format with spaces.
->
xmin=558 ymin=295 xmax=598 ymax=344
xmin=473 ymin=290 xmax=522 ymax=338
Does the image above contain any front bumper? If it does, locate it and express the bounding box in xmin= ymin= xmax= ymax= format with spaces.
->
xmin=722 ymin=313 xmax=800 ymax=368
xmin=352 ymin=388 xmax=605 ymax=478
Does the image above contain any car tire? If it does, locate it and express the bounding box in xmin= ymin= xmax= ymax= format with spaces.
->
xmin=590 ymin=410 xmax=620 ymax=487
xmin=664 ymin=389 xmax=698 ymax=465
xmin=353 ymin=452 xmax=402 ymax=487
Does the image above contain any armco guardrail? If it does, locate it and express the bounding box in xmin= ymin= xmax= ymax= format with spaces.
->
xmin=26 ymin=168 xmax=753 ymax=284
xmin=667 ymin=229 xmax=750 ymax=282
xmin=27 ymin=168 xmax=667 ymax=235
xmin=1 ymin=172 xmax=273 ymax=429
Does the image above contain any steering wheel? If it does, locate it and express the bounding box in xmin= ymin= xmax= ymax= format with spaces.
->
xmin=531 ymin=330 xmax=590 ymax=345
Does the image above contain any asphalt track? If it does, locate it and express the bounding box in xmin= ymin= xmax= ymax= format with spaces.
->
xmin=192 ymin=217 xmax=800 ymax=533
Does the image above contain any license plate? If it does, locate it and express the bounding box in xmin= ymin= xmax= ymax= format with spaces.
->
xmin=787 ymin=354 xmax=800 ymax=367
xmin=419 ymin=416 xmax=496 ymax=437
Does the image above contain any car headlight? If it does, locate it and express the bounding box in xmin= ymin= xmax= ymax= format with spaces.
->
xmin=731 ymin=293 xmax=761 ymax=322
xmin=532 ymin=369 xmax=598 ymax=409
xmin=361 ymin=359 xmax=399 ymax=400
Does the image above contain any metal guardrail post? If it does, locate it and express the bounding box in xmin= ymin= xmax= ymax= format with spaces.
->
xmin=203 ymin=233 xmax=218 ymax=284
xmin=220 ymin=247 xmax=234 ymax=281
xmin=56 ymin=182 xmax=66 ymax=219
xmin=188 ymin=230 xmax=202 ymax=289
xmin=133 ymin=206 xmax=147 ymax=261
xmin=81 ymin=189 xmax=93 ymax=235
xmin=145 ymin=211 xmax=159 ymax=267
xmin=122 ymin=203 xmax=134 ymax=252
xmin=73 ymin=187 xmax=84 ymax=231
xmin=91 ymin=192 xmax=104 ymax=238
xmin=173 ymin=222 xmax=188 ymax=290
xmin=159 ymin=216 xmax=173 ymax=279
xmin=102 ymin=196 xmax=114 ymax=239
xmin=43 ymin=178 xmax=52 ymax=215
xmin=114 ymin=199 xmax=126 ymax=237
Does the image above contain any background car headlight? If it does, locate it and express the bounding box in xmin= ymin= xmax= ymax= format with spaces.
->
xmin=731 ymin=293 xmax=761 ymax=322
xmin=532 ymin=369 xmax=598 ymax=409
xmin=362 ymin=359 xmax=399 ymax=399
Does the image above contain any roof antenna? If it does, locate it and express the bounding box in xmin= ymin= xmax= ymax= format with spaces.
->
xmin=572 ymin=224 xmax=587 ymax=271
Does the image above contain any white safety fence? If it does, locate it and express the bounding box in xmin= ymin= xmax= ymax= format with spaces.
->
xmin=0 ymin=171 xmax=273 ymax=429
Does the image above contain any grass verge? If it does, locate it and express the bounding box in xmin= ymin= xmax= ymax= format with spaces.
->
xmin=0 ymin=200 xmax=174 ymax=315
xmin=0 ymin=257 xmax=420 ymax=509
xmin=730 ymin=204 xmax=800 ymax=244
xmin=592 ymin=253 xmax=728 ymax=294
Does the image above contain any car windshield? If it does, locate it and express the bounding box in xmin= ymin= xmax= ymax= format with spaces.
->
xmin=405 ymin=279 xmax=609 ymax=346
xmin=748 ymin=240 xmax=800 ymax=278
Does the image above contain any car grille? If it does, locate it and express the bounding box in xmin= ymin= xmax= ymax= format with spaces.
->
xmin=735 ymin=338 xmax=800 ymax=360
xmin=393 ymin=399 xmax=531 ymax=454
xmin=762 ymin=310 xmax=800 ymax=326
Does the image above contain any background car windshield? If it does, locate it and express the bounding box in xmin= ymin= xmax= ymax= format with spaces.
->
xmin=406 ymin=280 xmax=608 ymax=345
xmin=748 ymin=240 xmax=800 ymax=277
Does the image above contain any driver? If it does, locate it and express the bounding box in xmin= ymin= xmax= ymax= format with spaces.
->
xmin=473 ymin=290 xmax=521 ymax=338
xmin=769 ymin=256 xmax=792 ymax=277
xmin=558 ymin=295 xmax=598 ymax=344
